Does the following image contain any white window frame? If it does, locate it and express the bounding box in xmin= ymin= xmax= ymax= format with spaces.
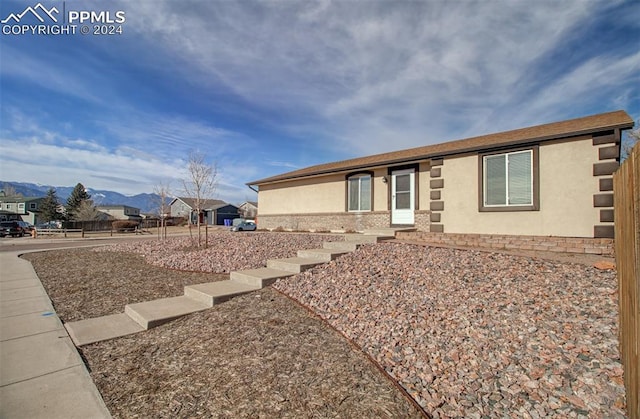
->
xmin=347 ymin=174 xmax=372 ymax=212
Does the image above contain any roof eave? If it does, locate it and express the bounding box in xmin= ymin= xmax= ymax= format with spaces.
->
xmin=248 ymin=117 xmax=634 ymax=187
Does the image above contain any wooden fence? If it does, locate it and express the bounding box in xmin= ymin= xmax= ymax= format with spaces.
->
xmin=614 ymin=141 xmax=639 ymax=419
xmin=65 ymin=219 xmax=162 ymax=231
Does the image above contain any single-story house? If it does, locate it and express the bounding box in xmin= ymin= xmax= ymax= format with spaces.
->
xmin=248 ymin=110 xmax=634 ymax=239
xmin=169 ymin=197 xmax=239 ymax=225
xmin=96 ymin=205 xmax=142 ymax=221
xmin=238 ymin=201 xmax=258 ymax=219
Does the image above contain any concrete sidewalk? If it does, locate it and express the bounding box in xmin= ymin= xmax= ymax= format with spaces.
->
xmin=0 ymin=251 xmax=111 ymax=418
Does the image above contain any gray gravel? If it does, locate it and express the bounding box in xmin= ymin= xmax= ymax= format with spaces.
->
xmin=273 ymin=242 xmax=626 ymax=418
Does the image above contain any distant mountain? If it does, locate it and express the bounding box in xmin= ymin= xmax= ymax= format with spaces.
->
xmin=0 ymin=181 xmax=166 ymax=214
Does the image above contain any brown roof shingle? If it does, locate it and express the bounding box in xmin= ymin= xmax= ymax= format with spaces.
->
xmin=248 ymin=110 xmax=633 ymax=186
xmin=172 ymin=197 xmax=228 ymax=210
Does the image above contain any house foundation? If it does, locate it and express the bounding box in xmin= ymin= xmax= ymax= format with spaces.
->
xmin=396 ymin=231 xmax=614 ymax=256
xmin=258 ymin=210 xmax=431 ymax=232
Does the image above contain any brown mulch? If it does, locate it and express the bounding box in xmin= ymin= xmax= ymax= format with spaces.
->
xmin=22 ymin=249 xmax=227 ymax=322
xmin=80 ymin=288 xmax=425 ymax=418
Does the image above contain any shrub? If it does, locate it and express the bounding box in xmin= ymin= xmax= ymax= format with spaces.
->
xmin=165 ymin=217 xmax=187 ymax=226
xmin=112 ymin=220 xmax=139 ymax=231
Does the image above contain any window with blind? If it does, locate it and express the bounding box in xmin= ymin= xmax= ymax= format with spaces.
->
xmin=347 ymin=174 xmax=371 ymax=211
xmin=480 ymin=148 xmax=539 ymax=211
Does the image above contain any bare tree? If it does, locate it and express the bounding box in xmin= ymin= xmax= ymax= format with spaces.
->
xmin=621 ymin=123 xmax=639 ymax=161
xmin=74 ymin=200 xmax=101 ymax=221
xmin=153 ymin=180 xmax=172 ymax=240
xmin=182 ymin=151 xmax=218 ymax=247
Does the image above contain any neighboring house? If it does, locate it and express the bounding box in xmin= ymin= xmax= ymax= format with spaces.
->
xmin=169 ymin=197 xmax=239 ymax=225
xmin=0 ymin=196 xmax=45 ymax=224
xmin=238 ymin=201 xmax=258 ymax=219
xmin=96 ymin=205 xmax=142 ymax=221
xmin=248 ymin=110 xmax=634 ymax=239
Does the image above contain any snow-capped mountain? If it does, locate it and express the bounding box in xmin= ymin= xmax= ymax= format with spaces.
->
xmin=0 ymin=181 xmax=165 ymax=214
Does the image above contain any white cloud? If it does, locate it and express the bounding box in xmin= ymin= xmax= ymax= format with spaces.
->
xmin=0 ymin=113 xmax=260 ymax=202
xmin=101 ymin=110 xmax=255 ymax=161
xmin=0 ymin=136 xmax=180 ymax=194
xmin=119 ymin=0 xmax=622 ymax=156
xmin=2 ymin=0 xmax=637 ymax=200
xmin=527 ymin=51 xmax=640 ymax=116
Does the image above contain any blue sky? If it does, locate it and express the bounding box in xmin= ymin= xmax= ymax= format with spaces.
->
xmin=1 ymin=0 xmax=639 ymax=204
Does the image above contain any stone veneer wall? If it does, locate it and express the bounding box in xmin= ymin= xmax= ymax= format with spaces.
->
xmin=413 ymin=210 xmax=430 ymax=232
xmin=259 ymin=210 xmax=431 ymax=232
xmin=258 ymin=211 xmax=389 ymax=232
xmin=396 ymin=231 xmax=614 ymax=256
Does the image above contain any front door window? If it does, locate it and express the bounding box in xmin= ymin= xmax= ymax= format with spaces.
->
xmin=391 ymin=169 xmax=415 ymax=225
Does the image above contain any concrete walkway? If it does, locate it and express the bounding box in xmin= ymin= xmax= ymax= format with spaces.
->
xmin=65 ymin=229 xmax=411 ymax=346
xmin=0 ymin=251 xmax=111 ymax=418
xmin=65 ymin=233 xmax=388 ymax=346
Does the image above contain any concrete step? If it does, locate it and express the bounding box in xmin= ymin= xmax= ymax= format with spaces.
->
xmin=184 ymin=281 xmax=260 ymax=306
xmin=323 ymin=241 xmax=361 ymax=251
xmin=266 ymin=257 xmax=325 ymax=273
xmin=363 ymin=227 xmax=416 ymax=236
xmin=65 ymin=313 xmax=145 ymax=346
xmin=343 ymin=234 xmax=393 ymax=243
xmin=296 ymin=248 xmax=350 ymax=262
xmin=125 ymin=296 xmax=210 ymax=329
xmin=230 ymin=268 xmax=294 ymax=288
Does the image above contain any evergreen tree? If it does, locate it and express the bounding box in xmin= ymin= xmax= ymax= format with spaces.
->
xmin=40 ymin=188 xmax=61 ymax=222
xmin=66 ymin=183 xmax=91 ymax=220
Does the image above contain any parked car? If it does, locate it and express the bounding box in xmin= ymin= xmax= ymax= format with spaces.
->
xmin=231 ymin=218 xmax=257 ymax=231
xmin=17 ymin=221 xmax=35 ymax=234
xmin=0 ymin=221 xmax=26 ymax=237
xmin=36 ymin=220 xmax=63 ymax=229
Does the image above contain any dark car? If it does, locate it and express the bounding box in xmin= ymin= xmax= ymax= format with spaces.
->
xmin=17 ymin=221 xmax=34 ymax=233
xmin=0 ymin=221 xmax=26 ymax=237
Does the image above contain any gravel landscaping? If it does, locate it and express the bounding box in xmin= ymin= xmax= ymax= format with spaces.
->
xmin=22 ymin=232 xmax=626 ymax=417
xmin=274 ymin=243 xmax=626 ymax=417
xmin=99 ymin=232 xmax=342 ymax=273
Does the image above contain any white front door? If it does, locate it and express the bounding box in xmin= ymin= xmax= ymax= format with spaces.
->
xmin=391 ymin=169 xmax=415 ymax=225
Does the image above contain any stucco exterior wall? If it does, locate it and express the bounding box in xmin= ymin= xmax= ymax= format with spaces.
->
xmin=259 ymin=168 xmax=397 ymax=215
xmin=441 ymin=137 xmax=600 ymax=237
xmin=256 ymin=166 xmax=433 ymax=231
xmin=418 ymin=162 xmax=431 ymax=211
xmin=372 ymin=168 xmax=389 ymax=211
xmin=258 ymin=175 xmax=346 ymax=215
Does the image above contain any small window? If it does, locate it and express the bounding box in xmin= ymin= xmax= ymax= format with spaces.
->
xmin=348 ymin=174 xmax=371 ymax=211
xmin=30 ymin=203 xmax=36 ymax=209
xmin=480 ymin=147 xmax=539 ymax=212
